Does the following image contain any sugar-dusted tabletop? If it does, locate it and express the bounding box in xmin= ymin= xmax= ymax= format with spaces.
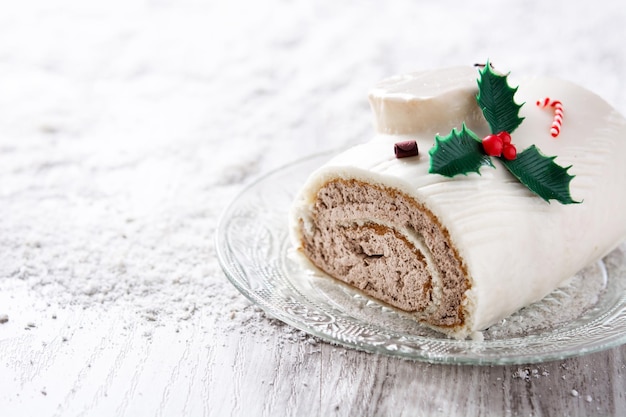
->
xmin=1 ymin=0 xmax=625 ymax=416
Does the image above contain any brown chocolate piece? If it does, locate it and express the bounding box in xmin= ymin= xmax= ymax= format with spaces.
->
xmin=394 ymin=140 xmax=419 ymax=158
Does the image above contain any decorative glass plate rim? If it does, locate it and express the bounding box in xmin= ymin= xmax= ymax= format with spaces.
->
xmin=216 ymin=150 xmax=626 ymax=365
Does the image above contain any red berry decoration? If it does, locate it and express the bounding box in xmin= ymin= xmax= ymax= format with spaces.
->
xmin=502 ymin=143 xmax=517 ymax=160
xmin=482 ymin=134 xmax=503 ymax=156
xmin=483 ymin=131 xmax=517 ymax=160
xmin=497 ymin=131 xmax=512 ymax=145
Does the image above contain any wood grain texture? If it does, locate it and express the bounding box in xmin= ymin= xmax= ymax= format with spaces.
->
xmin=3 ymin=307 xmax=624 ymax=417
xmin=218 ymin=321 xmax=626 ymax=417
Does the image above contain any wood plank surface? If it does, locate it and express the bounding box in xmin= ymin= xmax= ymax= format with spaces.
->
xmin=2 ymin=302 xmax=624 ymax=416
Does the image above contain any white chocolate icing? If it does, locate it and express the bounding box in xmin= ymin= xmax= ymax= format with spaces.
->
xmin=290 ymin=66 xmax=626 ymax=337
xmin=368 ymin=66 xmax=489 ymax=137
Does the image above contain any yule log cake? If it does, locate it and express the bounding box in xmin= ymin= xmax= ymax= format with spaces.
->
xmin=289 ymin=63 xmax=626 ymax=339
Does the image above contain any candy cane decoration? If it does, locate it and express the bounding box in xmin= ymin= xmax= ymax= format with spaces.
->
xmin=536 ymin=97 xmax=564 ymax=137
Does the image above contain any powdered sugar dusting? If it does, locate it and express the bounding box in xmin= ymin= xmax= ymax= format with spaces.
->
xmin=1 ymin=0 xmax=625 ymax=351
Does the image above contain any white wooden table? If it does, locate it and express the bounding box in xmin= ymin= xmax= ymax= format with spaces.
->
xmin=1 ymin=1 xmax=625 ymax=415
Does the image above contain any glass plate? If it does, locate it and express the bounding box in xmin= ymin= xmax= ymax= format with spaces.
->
xmin=216 ymin=151 xmax=626 ymax=365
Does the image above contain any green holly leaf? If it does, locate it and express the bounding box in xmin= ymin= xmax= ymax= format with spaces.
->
xmin=476 ymin=63 xmax=525 ymax=134
xmin=429 ymin=124 xmax=494 ymax=177
xmin=501 ymin=145 xmax=579 ymax=204
xmin=425 ymin=61 xmax=578 ymax=205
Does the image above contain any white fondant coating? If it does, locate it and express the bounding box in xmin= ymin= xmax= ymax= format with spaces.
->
xmin=290 ymin=66 xmax=626 ymax=337
xmin=368 ymin=66 xmax=490 ymax=137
